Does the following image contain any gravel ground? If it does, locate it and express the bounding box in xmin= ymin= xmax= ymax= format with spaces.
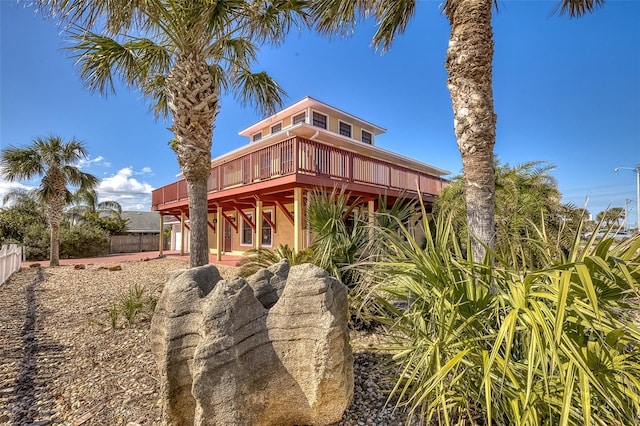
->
xmin=0 ymin=258 xmax=414 ymax=426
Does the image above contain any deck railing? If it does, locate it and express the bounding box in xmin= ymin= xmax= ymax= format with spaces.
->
xmin=152 ymin=137 xmax=445 ymax=209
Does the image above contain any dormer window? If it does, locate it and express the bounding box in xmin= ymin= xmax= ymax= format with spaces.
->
xmin=252 ymin=132 xmax=262 ymax=142
xmin=292 ymin=112 xmax=306 ymax=125
xmin=339 ymin=121 xmax=352 ymax=138
xmin=361 ymin=130 xmax=373 ymax=145
xmin=312 ymin=111 xmax=327 ymax=129
xmin=270 ymin=122 xmax=282 ymax=134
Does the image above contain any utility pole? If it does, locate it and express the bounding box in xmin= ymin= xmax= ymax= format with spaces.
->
xmin=614 ymin=165 xmax=640 ymax=234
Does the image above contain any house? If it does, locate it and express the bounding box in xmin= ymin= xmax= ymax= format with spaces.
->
xmin=109 ymin=211 xmax=170 ymax=253
xmin=151 ymin=97 xmax=449 ymax=260
xmin=121 ymin=211 xmax=165 ymax=235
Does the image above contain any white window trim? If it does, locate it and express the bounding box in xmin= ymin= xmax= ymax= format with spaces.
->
xmin=311 ymin=110 xmax=328 ymax=130
xmin=252 ymin=131 xmax=263 ymax=142
xmin=270 ymin=121 xmax=283 ymax=135
xmin=261 ymin=209 xmax=274 ymax=248
xmin=240 ymin=211 xmax=254 ymax=246
xmin=361 ymin=129 xmax=373 ymax=145
xmin=338 ymin=120 xmax=352 ymax=138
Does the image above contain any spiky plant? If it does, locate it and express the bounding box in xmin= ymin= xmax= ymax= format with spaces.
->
xmin=237 ymin=244 xmax=315 ymax=277
xmin=355 ymin=199 xmax=640 ymax=425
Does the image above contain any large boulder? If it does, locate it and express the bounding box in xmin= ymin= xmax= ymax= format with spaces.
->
xmin=151 ymin=260 xmax=353 ymax=426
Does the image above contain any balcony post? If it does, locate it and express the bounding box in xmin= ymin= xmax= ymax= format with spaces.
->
xmin=180 ymin=211 xmax=185 ymax=256
xmin=294 ymin=187 xmax=303 ymax=253
xmin=159 ymin=214 xmax=164 ymax=255
xmin=293 ymin=137 xmax=299 ymax=174
xmin=368 ymin=200 xmax=375 ymax=240
xmin=256 ymin=199 xmax=263 ymax=250
xmin=216 ymin=207 xmax=223 ymax=262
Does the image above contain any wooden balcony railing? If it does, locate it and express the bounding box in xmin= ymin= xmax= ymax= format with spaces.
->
xmin=152 ymin=137 xmax=446 ymax=210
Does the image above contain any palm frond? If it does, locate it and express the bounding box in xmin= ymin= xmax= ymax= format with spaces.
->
xmin=246 ymin=0 xmax=310 ymax=45
xmin=233 ymin=70 xmax=286 ymax=116
xmin=554 ymin=0 xmax=605 ymax=17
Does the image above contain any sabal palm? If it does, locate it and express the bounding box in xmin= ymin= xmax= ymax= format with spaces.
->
xmin=436 ymin=160 xmax=579 ymax=265
xmin=38 ymin=0 xmax=308 ymax=267
xmin=67 ymin=188 xmax=122 ymax=225
xmin=0 ymin=135 xmax=98 ymax=266
xmin=312 ymin=0 xmax=603 ymax=262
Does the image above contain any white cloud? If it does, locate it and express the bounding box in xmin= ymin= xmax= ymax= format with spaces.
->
xmin=77 ymin=155 xmax=111 ymax=169
xmin=139 ymin=167 xmax=152 ymax=175
xmin=0 ymin=180 xmax=34 ymax=207
xmin=97 ymin=167 xmax=155 ymax=211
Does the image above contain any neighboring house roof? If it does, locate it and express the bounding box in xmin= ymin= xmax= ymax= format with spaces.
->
xmin=122 ymin=211 xmax=163 ymax=233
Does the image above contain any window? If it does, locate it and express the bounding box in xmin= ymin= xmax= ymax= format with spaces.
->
xmin=292 ymin=112 xmax=306 ymax=125
xmin=312 ymin=111 xmax=327 ymax=129
xmin=252 ymin=132 xmax=262 ymax=142
xmin=270 ymin=122 xmax=282 ymax=134
xmin=339 ymin=121 xmax=352 ymax=138
xmin=261 ymin=211 xmax=273 ymax=247
xmin=241 ymin=212 xmax=253 ymax=246
xmin=361 ymin=130 xmax=373 ymax=145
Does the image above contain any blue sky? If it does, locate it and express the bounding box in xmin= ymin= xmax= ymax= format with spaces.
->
xmin=1 ymin=1 xmax=639 ymax=227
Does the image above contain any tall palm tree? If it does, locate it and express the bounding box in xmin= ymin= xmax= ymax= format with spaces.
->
xmin=311 ymin=0 xmax=603 ymax=261
xmin=36 ymin=0 xmax=309 ymax=267
xmin=0 ymin=135 xmax=98 ymax=266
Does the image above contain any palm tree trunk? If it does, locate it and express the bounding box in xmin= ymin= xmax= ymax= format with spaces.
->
xmin=445 ymin=0 xmax=497 ymax=262
xmin=187 ymin=180 xmax=210 ymax=267
xmin=166 ymin=55 xmax=218 ymax=268
xmin=47 ymin=196 xmax=65 ymax=267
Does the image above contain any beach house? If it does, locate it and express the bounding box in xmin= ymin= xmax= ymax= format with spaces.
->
xmin=151 ymin=97 xmax=449 ymax=260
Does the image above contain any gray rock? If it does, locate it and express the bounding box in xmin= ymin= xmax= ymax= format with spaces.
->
xmin=151 ymin=261 xmax=353 ymax=426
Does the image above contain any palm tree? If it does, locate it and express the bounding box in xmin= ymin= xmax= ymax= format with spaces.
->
xmin=36 ymin=0 xmax=308 ymax=267
xmin=0 ymin=135 xmax=98 ymax=266
xmin=436 ymin=160 xmax=583 ymax=266
xmin=67 ymin=187 xmax=123 ymax=226
xmin=311 ymin=0 xmax=603 ymax=261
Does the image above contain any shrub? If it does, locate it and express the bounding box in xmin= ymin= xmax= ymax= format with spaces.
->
xmin=60 ymin=224 xmax=109 ymax=258
xmin=357 ymin=204 xmax=640 ymax=425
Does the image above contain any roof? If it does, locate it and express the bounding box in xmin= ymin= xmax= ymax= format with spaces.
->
xmin=122 ymin=211 xmax=163 ymax=233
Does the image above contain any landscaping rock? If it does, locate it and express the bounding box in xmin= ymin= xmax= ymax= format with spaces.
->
xmin=73 ymin=264 xmax=86 ymax=270
xmin=108 ymin=264 xmax=122 ymax=271
xmin=151 ymin=261 xmax=353 ymax=426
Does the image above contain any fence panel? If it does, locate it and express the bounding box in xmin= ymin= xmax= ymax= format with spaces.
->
xmin=0 ymin=244 xmax=23 ymax=285
xmin=109 ymin=235 xmax=169 ymax=254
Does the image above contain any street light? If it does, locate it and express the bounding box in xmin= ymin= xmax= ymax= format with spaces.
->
xmin=614 ymin=165 xmax=640 ymax=233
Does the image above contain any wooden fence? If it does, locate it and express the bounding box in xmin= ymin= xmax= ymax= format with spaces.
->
xmin=109 ymin=235 xmax=170 ymax=254
xmin=1 ymin=244 xmax=22 ymax=285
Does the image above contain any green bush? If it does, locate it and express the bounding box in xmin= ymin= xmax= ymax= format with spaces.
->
xmin=59 ymin=224 xmax=109 ymax=258
xmin=21 ymin=223 xmax=49 ymax=261
xmin=357 ymin=205 xmax=640 ymax=425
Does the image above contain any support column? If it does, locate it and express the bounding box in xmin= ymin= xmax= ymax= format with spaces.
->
xmin=216 ymin=208 xmax=223 ymax=262
xmin=294 ymin=187 xmax=303 ymax=252
xmin=180 ymin=211 xmax=185 ymax=256
xmin=368 ymin=200 xmax=375 ymax=240
xmin=256 ymin=199 xmax=263 ymax=250
xmin=159 ymin=214 xmax=164 ymax=255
